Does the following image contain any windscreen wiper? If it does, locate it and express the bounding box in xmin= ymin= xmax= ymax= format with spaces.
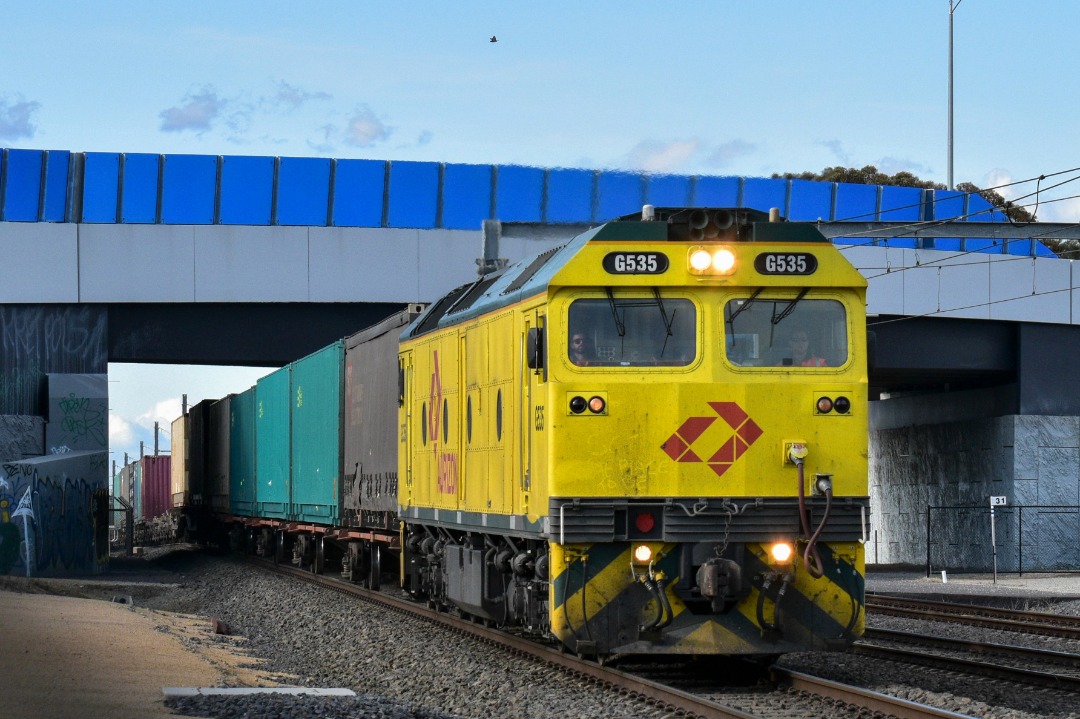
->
xmin=772 ymin=288 xmax=809 ymax=325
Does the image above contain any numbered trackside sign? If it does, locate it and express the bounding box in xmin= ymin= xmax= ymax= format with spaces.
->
xmin=603 ymin=252 xmax=669 ymax=275
xmin=754 ymin=252 xmax=818 ymax=276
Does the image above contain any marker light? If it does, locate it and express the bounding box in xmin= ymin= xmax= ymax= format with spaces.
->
xmin=634 ymin=511 xmax=656 ymax=534
xmin=770 ymin=542 xmax=794 ymax=564
xmin=569 ymin=396 xmax=587 ymax=414
xmin=588 ymin=396 xmax=606 ymax=413
xmin=633 ymin=544 xmax=653 ymax=564
xmin=816 ymin=396 xmax=833 ymax=413
xmin=834 ymin=396 xmax=851 ymax=414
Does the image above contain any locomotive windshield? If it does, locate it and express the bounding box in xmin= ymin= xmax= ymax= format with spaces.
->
xmin=568 ymin=297 xmax=696 ymax=366
xmin=724 ymin=297 xmax=848 ymax=367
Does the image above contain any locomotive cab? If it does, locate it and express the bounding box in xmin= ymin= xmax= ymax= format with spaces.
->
xmin=540 ymin=207 xmax=869 ymax=657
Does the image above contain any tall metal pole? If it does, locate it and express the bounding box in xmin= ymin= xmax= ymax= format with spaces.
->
xmin=948 ymin=0 xmax=963 ymax=190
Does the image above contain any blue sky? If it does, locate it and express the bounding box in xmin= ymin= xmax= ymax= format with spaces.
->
xmin=5 ymin=1 xmax=1079 ymax=467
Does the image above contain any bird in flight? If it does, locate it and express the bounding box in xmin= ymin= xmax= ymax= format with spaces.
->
xmin=490 ymin=35 xmax=497 ymax=42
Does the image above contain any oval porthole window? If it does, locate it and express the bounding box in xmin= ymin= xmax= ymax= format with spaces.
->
xmin=443 ymin=398 xmax=449 ymax=443
xmin=494 ymin=388 xmax=503 ymax=440
xmin=466 ymin=396 xmax=473 ymax=443
xmin=496 ymin=389 xmax=503 ymax=441
xmin=421 ymin=403 xmax=428 ymax=445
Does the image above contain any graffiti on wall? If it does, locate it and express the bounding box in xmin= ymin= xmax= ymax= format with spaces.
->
xmin=0 ymin=454 xmax=107 ymax=576
xmin=0 ymin=305 xmax=108 ymax=416
xmin=51 ymin=394 xmax=107 ymax=451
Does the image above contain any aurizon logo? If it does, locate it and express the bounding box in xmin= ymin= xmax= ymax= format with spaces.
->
xmin=662 ymin=402 xmax=763 ymax=477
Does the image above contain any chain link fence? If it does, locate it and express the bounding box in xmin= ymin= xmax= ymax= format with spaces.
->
xmin=926 ymin=505 xmax=1080 ymax=576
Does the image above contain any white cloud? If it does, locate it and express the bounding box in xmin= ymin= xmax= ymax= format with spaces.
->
xmin=624 ymin=139 xmax=701 ymax=173
xmin=160 ymin=86 xmax=225 ymax=133
xmin=136 ymin=397 xmax=184 ymax=431
xmin=707 ymin=139 xmax=757 ymax=169
xmin=0 ymin=95 xmax=40 ymax=141
xmin=273 ymin=80 xmax=331 ymax=111
xmin=344 ymin=106 xmax=391 ymax=147
xmin=820 ymin=139 xmax=849 ymax=166
xmin=109 ymin=412 xmax=134 ymax=447
xmin=983 ymin=168 xmax=1015 ymax=198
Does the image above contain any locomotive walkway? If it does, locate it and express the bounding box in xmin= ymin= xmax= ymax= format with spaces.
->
xmin=2 ymin=557 xmax=1078 ymax=719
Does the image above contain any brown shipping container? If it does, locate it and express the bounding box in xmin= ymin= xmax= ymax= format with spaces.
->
xmin=140 ymin=455 xmax=172 ymax=520
xmin=171 ymin=415 xmax=189 ymax=507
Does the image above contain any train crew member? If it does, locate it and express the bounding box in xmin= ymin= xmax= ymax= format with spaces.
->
xmin=779 ymin=329 xmax=828 ymax=367
xmin=569 ymin=332 xmax=593 ymax=365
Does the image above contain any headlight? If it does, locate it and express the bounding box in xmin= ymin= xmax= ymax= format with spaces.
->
xmin=688 ymin=246 xmax=737 ymax=275
xmin=770 ymin=542 xmax=794 ymax=564
xmin=632 ymin=544 xmax=653 ymax=564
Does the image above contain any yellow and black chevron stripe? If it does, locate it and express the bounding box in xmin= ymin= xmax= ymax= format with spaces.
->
xmin=550 ymin=541 xmax=864 ymax=656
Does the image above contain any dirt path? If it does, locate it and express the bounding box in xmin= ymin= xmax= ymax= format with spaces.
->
xmin=0 ymin=579 xmax=289 ymax=719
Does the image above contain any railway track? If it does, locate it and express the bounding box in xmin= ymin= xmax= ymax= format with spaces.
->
xmin=246 ymin=556 xmax=980 ymax=719
xmin=858 ymin=628 xmax=1080 ymax=690
xmin=867 ymin=593 xmax=1080 ymax=639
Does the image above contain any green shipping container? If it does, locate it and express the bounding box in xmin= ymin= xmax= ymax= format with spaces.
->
xmin=290 ymin=341 xmax=343 ymax=523
xmin=230 ymin=385 xmax=257 ymax=517
xmin=256 ymin=366 xmax=291 ymax=519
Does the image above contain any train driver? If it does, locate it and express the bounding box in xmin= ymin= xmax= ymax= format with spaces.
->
xmin=569 ymin=332 xmax=594 ymax=366
xmin=778 ymin=329 xmax=828 ymax=367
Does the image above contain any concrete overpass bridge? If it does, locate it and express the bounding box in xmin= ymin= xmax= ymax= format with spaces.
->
xmin=3 ymin=146 xmax=1080 ymax=573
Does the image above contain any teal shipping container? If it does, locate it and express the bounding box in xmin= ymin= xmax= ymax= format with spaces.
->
xmin=256 ymin=366 xmax=291 ymax=518
xmin=230 ymin=386 xmax=257 ymax=517
xmin=290 ymin=341 xmax=343 ymax=524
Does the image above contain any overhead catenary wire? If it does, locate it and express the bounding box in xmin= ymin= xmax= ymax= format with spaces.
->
xmin=822 ymin=164 xmax=1080 ymax=226
xmin=793 ymin=167 xmax=1080 ymax=327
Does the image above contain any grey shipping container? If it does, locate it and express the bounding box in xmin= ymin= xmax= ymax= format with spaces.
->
xmin=343 ymin=306 xmax=424 ymax=528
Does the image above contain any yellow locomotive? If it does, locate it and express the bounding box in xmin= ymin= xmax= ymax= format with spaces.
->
xmin=398 ymin=206 xmax=869 ymax=658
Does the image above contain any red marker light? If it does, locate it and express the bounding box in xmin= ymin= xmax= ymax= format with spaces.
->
xmin=634 ymin=511 xmax=655 ymax=533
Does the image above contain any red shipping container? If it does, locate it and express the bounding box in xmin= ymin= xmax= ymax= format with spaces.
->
xmin=140 ymin=455 xmax=173 ymax=520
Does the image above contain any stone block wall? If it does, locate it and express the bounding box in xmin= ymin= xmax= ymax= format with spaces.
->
xmin=869 ymin=389 xmax=1080 ymax=571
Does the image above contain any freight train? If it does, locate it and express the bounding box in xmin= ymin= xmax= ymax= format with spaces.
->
xmin=168 ymin=206 xmax=870 ymax=660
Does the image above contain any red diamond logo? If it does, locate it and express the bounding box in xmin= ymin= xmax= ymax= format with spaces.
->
xmin=662 ymin=401 xmax=762 ymax=478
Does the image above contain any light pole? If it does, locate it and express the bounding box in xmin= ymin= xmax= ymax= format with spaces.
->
xmin=948 ymin=0 xmax=963 ymax=190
